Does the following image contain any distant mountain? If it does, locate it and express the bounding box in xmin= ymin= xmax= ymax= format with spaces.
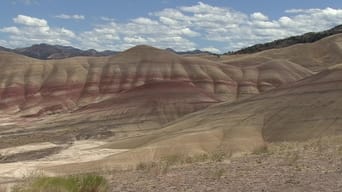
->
xmin=229 ymin=24 xmax=342 ymax=55
xmin=165 ymin=48 xmax=217 ymax=55
xmin=11 ymin=44 xmax=118 ymax=59
xmin=0 ymin=44 xmax=219 ymax=60
xmin=0 ymin=46 xmax=11 ymax=52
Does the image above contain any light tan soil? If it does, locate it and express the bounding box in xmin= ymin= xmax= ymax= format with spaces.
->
xmin=107 ymin=139 xmax=342 ymax=192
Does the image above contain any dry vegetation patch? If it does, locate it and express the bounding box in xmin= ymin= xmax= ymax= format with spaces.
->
xmin=10 ymin=174 xmax=108 ymax=192
xmin=135 ymin=150 xmax=228 ymax=176
xmin=106 ymin=136 xmax=342 ymax=191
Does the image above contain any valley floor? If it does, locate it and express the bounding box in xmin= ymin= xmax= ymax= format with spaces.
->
xmin=107 ymin=138 xmax=342 ymax=192
xmin=1 ymin=137 xmax=341 ymax=192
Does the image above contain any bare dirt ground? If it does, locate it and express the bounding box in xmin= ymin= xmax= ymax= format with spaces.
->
xmin=0 ymin=140 xmax=127 ymax=180
xmin=107 ymin=138 xmax=342 ymax=192
xmin=0 ymin=137 xmax=341 ymax=192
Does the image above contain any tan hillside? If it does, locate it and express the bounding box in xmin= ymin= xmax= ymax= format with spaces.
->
xmin=219 ymin=34 xmax=342 ymax=72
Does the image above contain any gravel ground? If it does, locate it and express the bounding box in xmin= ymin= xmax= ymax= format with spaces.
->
xmin=107 ymin=140 xmax=342 ymax=192
xmin=1 ymin=138 xmax=341 ymax=192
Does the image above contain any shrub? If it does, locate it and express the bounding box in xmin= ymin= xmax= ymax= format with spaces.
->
xmin=252 ymin=145 xmax=269 ymax=155
xmin=161 ymin=154 xmax=183 ymax=166
xmin=209 ymin=150 xmax=226 ymax=162
xmin=281 ymin=151 xmax=300 ymax=166
xmin=190 ymin=153 xmax=209 ymax=163
xmin=12 ymin=174 xmax=108 ymax=192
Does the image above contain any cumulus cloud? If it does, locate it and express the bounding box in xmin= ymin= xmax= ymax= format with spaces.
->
xmin=251 ymin=12 xmax=269 ymax=21
xmin=180 ymin=2 xmax=224 ymax=14
xmin=14 ymin=14 xmax=47 ymax=27
xmin=1 ymin=3 xmax=342 ymax=52
xmin=55 ymin=14 xmax=85 ymax=20
xmin=77 ymin=20 xmax=197 ymax=51
xmin=131 ymin=17 xmax=159 ymax=25
xmin=177 ymin=3 xmax=342 ymax=50
xmin=0 ymin=26 xmax=20 ymax=34
xmin=150 ymin=3 xmax=342 ymax=51
xmin=1 ymin=15 xmax=75 ymax=47
xmin=201 ymin=47 xmax=220 ymax=53
xmin=77 ymin=22 xmax=120 ymax=50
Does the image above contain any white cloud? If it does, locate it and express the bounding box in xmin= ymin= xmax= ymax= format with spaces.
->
xmin=201 ymin=47 xmax=220 ymax=53
xmin=131 ymin=17 xmax=159 ymax=25
xmin=76 ymin=22 xmax=120 ymax=50
xmin=123 ymin=36 xmax=148 ymax=44
xmin=159 ymin=4 xmax=342 ymax=51
xmin=0 ymin=39 xmax=9 ymax=47
xmin=78 ymin=20 xmax=197 ymax=51
xmin=55 ymin=14 xmax=85 ymax=20
xmin=180 ymin=1 xmax=224 ymax=14
xmin=1 ymin=15 xmax=75 ymax=48
xmin=251 ymin=12 xmax=269 ymax=21
xmin=1 ymin=3 xmax=342 ymax=53
xmin=285 ymin=8 xmax=322 ymax=14
xmin=0 ymin=26 xmax=20 ymax=34
xmin=13 ymin=15 xmax=47 ymax=27
xmin=159 ymin=16 xmax=178 ymax=25
xmin=279 ymin=16 xmax=293 ymax=26
xmin=173 ymin=28 xmax=199 ymax=37
xmin=252 ymin=20 xmax=279 ymax=28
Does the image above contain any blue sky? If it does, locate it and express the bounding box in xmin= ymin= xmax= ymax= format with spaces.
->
xmin=1 ymin=0 xmax=342 ymax=52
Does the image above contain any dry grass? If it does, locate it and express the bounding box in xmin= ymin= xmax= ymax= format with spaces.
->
xmin=252 ymin=145 xmax=269 ymax=155
xmin=136 ymin=150 xmax=228 ymax=175
xmin=11 ymin=174 xmax=108 ymax=192
xmin=283 ymin=151 xmax=300 ymax=166
xmin=265 ymin=135 xmax=342 ymax=168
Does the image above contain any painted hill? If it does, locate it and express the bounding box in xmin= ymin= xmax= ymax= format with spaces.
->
xmin=53 ymin=63 xmax=342 ymax=173
xmin=0 ymin=45 xmax=311 ymax=116
xmin=0 ymin=44 xmax=312 ymax=155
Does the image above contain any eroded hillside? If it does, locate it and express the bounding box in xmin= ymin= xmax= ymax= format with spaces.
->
xmin=0 ymin=34 xmax=341 ymax=180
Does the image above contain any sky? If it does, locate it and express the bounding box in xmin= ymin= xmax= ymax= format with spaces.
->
xmin=0 ymin=0 xmax=342 ymax=53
